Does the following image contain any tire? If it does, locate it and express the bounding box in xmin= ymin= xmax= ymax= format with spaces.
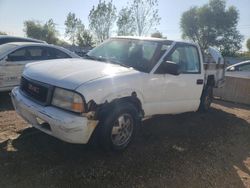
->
xmin=198 ymin=86 xmax=213 ymax=112
xmin=98 ymin=102 xmax=139 ymax=151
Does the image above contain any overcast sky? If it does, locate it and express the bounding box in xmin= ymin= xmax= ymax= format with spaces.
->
xmin=0 ymin=0 xmax=249 ymax=49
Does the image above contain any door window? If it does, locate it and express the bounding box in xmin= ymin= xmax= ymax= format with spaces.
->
xmin=7 ymin=46 xmax=49 ymax=61
xmin=27 ymin=47 xmax=48 ymax=60
xmin=167 ymin=45 xmax=200 ymax=73
xmin=7 ymin=48 xmax=28 ymax=61
xmin=237 ymin=63 xmax=250 ymax=71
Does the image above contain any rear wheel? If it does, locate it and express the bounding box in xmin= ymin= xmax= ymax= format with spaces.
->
xmin=99 ymin=102 xmax=139 ymax=151
xmin=198 ymin=86 xmax=213 ymax=112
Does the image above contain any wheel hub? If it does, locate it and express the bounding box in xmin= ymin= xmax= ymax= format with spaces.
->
xmin=111 ymin=113 xmax=134 ymax=146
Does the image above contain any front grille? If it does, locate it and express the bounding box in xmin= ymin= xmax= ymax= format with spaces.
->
xmin=20 ymin=77 xmax=51 ymax=105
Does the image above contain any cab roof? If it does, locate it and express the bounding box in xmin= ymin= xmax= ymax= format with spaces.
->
xmin=112 ymin=36 xmax=169 ymax=42
xmin=111 ymin=36 xmax=198 ymax=46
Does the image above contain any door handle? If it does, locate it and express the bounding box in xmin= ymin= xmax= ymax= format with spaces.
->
xmin=196 ymin=79 xmax=204 ymax=85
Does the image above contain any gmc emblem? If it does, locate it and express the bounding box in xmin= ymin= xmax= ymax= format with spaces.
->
xmin=28 ymin=83 xmax=40 ymax=94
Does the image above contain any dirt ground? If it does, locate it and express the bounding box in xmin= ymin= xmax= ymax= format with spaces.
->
xmin=0 ymin=91 xmax=250 ymax=188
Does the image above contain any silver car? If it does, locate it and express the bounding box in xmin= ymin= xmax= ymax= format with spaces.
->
xmin=226 ymin=60 xmax=250 ymax=78
xmin=0 ymin=42 xmax=80 ymax=91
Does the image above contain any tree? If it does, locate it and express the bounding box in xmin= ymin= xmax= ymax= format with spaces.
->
xmin=65 ymin=12 xmax=82 ymax=45
xmin=89 ymin=0 xmax=116 ymax=43
xmin=0 ymin=31 xmax=7 ymax=35
xmin=247 ymin=38 xmax=250 ymax=52
xmin=24 ymin=19 xmax=59 ymax=44
xmin=130 ymin=0 xmax=161 ymax=36
xmin=180 ymin=0 xmax=243 ymax=56
xmin=43 ymin=19 xmax=59 ymax=44
xmin=117 ymin=7 xmax=136 ymax=36
xmin=76 ymin=24 xmax=94 ymax=48
xmin=151 ymin=31 xmax=163 ymax=38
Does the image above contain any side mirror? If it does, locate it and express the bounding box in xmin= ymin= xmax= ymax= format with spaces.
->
xmin=156 ymin=61 xmax=181 ymax=75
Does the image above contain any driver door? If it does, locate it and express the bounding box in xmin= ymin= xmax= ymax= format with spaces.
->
xmin=152 ymin=43 xmax=204 ymax=114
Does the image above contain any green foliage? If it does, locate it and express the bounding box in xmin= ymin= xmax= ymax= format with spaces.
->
xmin=130 ymin=0 xmax=161 ymax=36
xmin=56 ymin=39 xmax=70 ymax=46
xmin=247 ymin=38 xmax=250 ymax=52
xmin=44 ymin=19 xmax=59 ymax=44
xmin=64 ymin=12 xmax=94 ymax=47
xmin=180 ymin=0 xmax=243 ymax=56
xmin=89 ymin=0 xmax=117 ymax=43
xmin=117 ymin=8 xmax=136 ymax=36
xmin=65 ymin=12 xmax=82 ymax=45
xmin=24 ymin=19 xmax=59 ymax=44
xmin=151 ymin=31 xmax=163 ymax=38
xmin=0 ymin=31 xmax=7 ymax=35
xmin=76 ymin=25 xmax=94 ymax=48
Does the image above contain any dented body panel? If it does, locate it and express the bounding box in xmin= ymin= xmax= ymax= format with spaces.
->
xmin=11 ymin=87 xmax=97 ymax=144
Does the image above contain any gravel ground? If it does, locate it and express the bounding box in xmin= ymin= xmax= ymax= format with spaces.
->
xmin=0 ymin=91 xmax=250 ymax=188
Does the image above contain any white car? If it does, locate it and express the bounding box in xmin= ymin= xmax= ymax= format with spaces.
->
xmin=11 ymin=37 xmax=225 ymax=151
xmin=0 ymin=42 xmax=80 ymax=91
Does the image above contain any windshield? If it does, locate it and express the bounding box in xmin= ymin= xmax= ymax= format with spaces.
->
xmin=87 ymin=38 xmax=172 ymax=73
xmin=0 ymin=43 xmax=16 ymax=56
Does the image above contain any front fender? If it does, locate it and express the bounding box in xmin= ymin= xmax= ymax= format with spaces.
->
xmin=99 ymin=89 xmax=145 ymax=105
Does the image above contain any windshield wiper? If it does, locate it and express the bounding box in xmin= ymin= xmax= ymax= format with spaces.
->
xmin=84 ymin=54 xmax=109 ymax=63
xmin=84 ymin=54 xmax=97 ymax=60
xmin=105 ymin=59 xmax=131 ymax=68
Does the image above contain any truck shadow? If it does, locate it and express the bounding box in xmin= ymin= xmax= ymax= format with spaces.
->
xmin=0 ymin=91 xmax=13 ymax=111
xmin=0 ymin=107 xmax=250 ymax=187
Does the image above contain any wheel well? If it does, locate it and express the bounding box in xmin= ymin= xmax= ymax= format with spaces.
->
xmin=96 ymin=93 xmax=144 ymax=120
xmin=206 ymin=75 xmax=215 ymax=87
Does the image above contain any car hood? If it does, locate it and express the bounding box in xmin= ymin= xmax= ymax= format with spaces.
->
xmin=23 ymin=58 xmax=136 ymax=90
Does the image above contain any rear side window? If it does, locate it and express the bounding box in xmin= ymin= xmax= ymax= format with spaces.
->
xmin=186 ymin=46 xmax=200 ymax=72
xmin=167 ymin=45 xmax=200 ymax=73
xmin=46 ymin=48 xmax=71 ymax=59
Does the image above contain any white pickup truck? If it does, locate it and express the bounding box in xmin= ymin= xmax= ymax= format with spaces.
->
xmin=11 ymin=37 xmax=225 ymax=151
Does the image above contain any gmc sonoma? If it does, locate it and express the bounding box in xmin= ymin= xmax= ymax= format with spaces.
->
xmin=11 ymin=37 xmax=225 ymax=151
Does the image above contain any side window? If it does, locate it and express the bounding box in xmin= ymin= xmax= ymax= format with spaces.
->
xmin=167 ymin=45 xmax=200 ymax=73
xmin=142 ymin=42 xmax=158 ymax=61
xmin=26 ymin=47 xmax=48 ymax=60
xmin=238 ymin=63 xmax=250 ymax=71
xmin=45 ymin=48 xmax=71 ymax=59
xmin=52 ymin=48 xmax=71 ymax=59
xmin=7 ymin=48 xmax=28 ymax=61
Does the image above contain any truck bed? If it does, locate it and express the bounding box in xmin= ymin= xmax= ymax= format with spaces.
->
xmin=204 ymin=47 xmax=225 ymax=88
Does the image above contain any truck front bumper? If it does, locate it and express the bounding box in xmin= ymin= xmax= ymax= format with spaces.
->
xmin=11 ymin=87 xmax=98 ymax=144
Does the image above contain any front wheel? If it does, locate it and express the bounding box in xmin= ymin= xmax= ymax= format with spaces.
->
xmin=99 ymin=102 xmax=139 ymax=151
xmin=198 ymin=86 xmax=213 ymax=112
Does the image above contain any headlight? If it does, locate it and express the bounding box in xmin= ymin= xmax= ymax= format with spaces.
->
xmin=52 ymin=88 xmax=85 ymax=113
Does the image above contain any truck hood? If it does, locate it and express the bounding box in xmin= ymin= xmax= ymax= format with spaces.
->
xmin=23 ymin=58 xmax=135 ymax=90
